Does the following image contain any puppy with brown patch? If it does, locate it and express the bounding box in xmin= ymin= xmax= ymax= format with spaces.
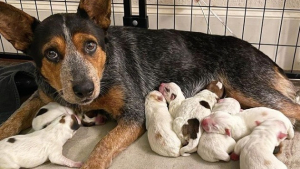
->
xmin=1 ymin=0 xmax=300 ymax=168
xmin=145 ymin=91 xmax=181 ymax=157
xmin=161 ymin=81 xmax=223 ymax=156
xmin=0 ymin=114 xmax=81 ymax=169
xmin=32 ymin=102 xmax=74 ymax=130
xmin=201 ymin=107 xmax=294 ymax=141
xmin=81 ymin=110 xmax=108 ymax=127
xmin=230 ymin=119 xmax=289 ymax=169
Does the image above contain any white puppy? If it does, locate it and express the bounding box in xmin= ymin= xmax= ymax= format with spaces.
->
xmin=145 ymin=90 xmax=181 ymax=157
xmin=212 ymin=97 xmax=241 ymax=115
xmin=0 ymin=114 xmax=82 ymax=169
xmin=197 ymin=132 xmax=236 ymax=162
xmin=160 ymin=81 xmax=224 ymax=156
xmin=159 ymin=82 xmax=186 ymax=118
xmin=201 ymin=107 xmax=294 ymax=141
xmin=197 ymin=97 xmax=239 ymax=162
xmin=32 ymin=102 xmax=74 ymax=130
xmin=230 ymin=119 xmax=289 ymax=169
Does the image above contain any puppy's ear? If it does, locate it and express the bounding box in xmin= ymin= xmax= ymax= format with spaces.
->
xmin=0 ymin=2 xmax=39 ymax=53
xmin=77 ymin=0 xmax=111 ymax=33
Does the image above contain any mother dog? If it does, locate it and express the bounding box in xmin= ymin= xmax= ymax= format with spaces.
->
xmin=0 ymin=0 xmax=299 ymax=168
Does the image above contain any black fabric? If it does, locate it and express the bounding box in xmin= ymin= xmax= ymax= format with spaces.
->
xmin=0 ymin=62 xmax=37 ymax=124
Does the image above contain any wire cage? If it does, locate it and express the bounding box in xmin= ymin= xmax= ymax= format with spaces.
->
xmin=0 ymin=0 xmax=300 ymax=78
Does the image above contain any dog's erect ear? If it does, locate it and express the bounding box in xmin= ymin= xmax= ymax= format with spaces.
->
xmin=0 ymin=2 xmax=39 ymax=53
xmin=77 ymin=0 xmax=111 ymax=33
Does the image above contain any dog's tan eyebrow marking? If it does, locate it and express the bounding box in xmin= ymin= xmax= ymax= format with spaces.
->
xmin=73 ymin=33 xmax=98 ymax=55
xmin=7 ymin=138 xmax=16 ymax=143
xmin=42 ymin=36 xmax=66 ymax=58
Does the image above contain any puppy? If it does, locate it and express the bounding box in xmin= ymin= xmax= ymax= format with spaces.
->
xmin=159 ymin=82 xmax=186 ymax=118
xmin=230 ymin=119 xmax=289 ymax=169
xmin=32 ymin=102 xmax=74 ymax=130
xmin=0 ymin=114 xmax=82 ymax=169
xmin=212 ymin=97 xmax=241 ymax=115
xmin=161 ymin=81 xmax=223 ymax=156
xmin=197 ymin=132 xmax=236 ymax=162
xmin=197 ymin=97 xmax=239 ymax=162
xmin=81 ymin=110 xmax=108 ymax=127
xmin=145 ymin=91 xmax=181 ymax=157
xmin=201 ymin=107 xmax=294 ymax=141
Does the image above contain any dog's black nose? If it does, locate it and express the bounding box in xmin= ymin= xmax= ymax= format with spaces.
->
xmin=73 ymin=81 xmax=94 ymax=98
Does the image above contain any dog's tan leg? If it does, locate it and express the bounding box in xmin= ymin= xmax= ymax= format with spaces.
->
xmin=0 ymin=90 xmax=51 ymax=140
xmin=81 ymin=120 xmax=145 ymax=169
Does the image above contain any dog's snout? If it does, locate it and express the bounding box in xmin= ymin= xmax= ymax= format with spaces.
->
xmin=72 ymin=81 xmax=94 ymax=98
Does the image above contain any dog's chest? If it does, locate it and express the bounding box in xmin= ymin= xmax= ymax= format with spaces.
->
xmin=80 ymin=85 xmax=125 ymax=119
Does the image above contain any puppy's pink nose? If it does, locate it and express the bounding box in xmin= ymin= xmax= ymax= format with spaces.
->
xmin=201 ymin=118 xmax=210 ymax=131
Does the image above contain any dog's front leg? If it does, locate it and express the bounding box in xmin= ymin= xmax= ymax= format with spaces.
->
xmin=0 ymin=90 xmax=51 ymax=140
xmin=81 ymin=120 xmax=145 ymax=169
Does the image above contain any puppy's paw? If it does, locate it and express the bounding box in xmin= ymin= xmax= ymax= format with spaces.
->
xmin=230 ymin=152 xmax=239 ymax=161
xmin=69 ymin=161 xmax=83 ymax=168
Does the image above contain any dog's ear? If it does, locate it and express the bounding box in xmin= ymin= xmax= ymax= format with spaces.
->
xmin=77 ymin=0 xmax=111 ymax=33
xmin=0 ymin=2 xmax=40 ymax=53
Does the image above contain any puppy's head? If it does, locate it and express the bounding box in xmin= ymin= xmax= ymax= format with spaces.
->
xmin=159 ymin=82 xmax=184 ymax=103
xmin=58 ymin=114 xmax=81 ymax=132
xmin=201 ymin=111 xmax=234 ymax=136
xmin=145 ymin=90 xmax=166 ymax=105
xmin=0 ymin=1 xmax=111 ymax=105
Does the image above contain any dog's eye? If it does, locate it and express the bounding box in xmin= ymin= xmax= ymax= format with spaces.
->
xmin=85 ymin=41 xmax=97 ymax=54
xmin=45 ymin=50 xmax=59 ymax=62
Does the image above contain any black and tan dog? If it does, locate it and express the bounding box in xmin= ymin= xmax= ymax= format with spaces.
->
xmin=0 ymin=0 xmax=300 ymax=168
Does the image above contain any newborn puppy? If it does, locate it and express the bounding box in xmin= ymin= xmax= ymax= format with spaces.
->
xmin=230 ymin=119 xmax=289 ymax=169
xmin=81 ymin=110 xmax=108 ymax=127
xmin=145 ymin=90 xmax=181 ymax=157
xmin=197 ymin=132 xmax=236 ymax=162
xmin=198 ymin=97 xmax=238 ymax=162
xmin=161 ymin=81 xmax=223 ymax=156
xmin=32 ymin=102 xmax=74 ymax=131
xmin=0 ymin=114 xmax=82 ymax=169
xmin=201 ymin=107 xmax=294 ymax=141
xmin=212 ymin=97 xmax=241 ymax=115
xmin=159 ymin=82 xmax=186 ymax=118
xmin=197 ymin=97 xmax=239 ymax=162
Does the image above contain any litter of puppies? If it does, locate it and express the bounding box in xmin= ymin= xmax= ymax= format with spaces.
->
xmin=145 ymin=81 xmax=294 ymax=169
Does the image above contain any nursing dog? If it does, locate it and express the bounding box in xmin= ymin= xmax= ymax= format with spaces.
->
xmin=0 ymin=0 xmax=300 ymax=168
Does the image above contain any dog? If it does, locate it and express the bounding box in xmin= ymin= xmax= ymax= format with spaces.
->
xmin=161 ymin=81 xmax=223 ymax=156
xmin=230 ymin=119 xmax=289 ymax=169
xmin=201 ymin=107 xmax=294 ymax=141
xmin=32 ymin=102 xmax=74 ymax=130
xmin=145 ymin=90 xmax=181 ymax=157
xmin=0 ymin=114 xmax=82 ymax=169
xmin=0 ymin=0 xmax=300 ymax=168
xmin=212 ymin=97 xmax=241 ymax=115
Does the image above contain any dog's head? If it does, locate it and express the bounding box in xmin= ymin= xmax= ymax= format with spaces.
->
xmin=0 ymin=0 xmax=111 ymax=105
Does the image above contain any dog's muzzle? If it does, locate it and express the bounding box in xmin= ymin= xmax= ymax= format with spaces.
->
xmin=72 ymin=80 xmax=94 ymax=98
